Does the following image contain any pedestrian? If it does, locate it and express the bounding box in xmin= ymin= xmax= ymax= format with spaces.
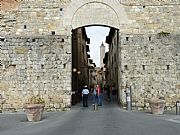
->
xmin=92 ymin=85 xmax=98 ymax=105
xmin=82 ymin=85 xmax=89 ymax=107
xmin=98 ymin=90 xmax=103 ymax=106
xmin=97 ymin=85 xmax=103 ymax=106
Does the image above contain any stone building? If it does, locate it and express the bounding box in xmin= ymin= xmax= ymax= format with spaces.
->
xmin=71 ymin=27 xmax=90 ymax=104
xmin=88 ymin=61 xmax=97 ymax=87
xmin=72 ymin=28 xmax=89 ymax=93
xmin=0 ymin=0 xmax=180 ymax=111
xmin=89 ymin=64 xmax=104 ymax=88
xmin=105 ymin=28 xmax=119 ymax=93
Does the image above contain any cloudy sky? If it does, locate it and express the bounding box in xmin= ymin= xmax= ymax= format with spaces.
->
xmin=85 ymin=26 xmax=110 ymax=67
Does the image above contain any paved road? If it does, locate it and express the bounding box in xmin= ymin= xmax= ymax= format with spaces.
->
xmin=0 ymin=95 xmax=180 ymax=135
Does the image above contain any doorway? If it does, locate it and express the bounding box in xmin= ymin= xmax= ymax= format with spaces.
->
xmin=71 ymin=26 xmax=119 ymax=105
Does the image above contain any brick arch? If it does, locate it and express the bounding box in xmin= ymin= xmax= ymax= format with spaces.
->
xmin=64 ymin=0 xmax=129 ymax=30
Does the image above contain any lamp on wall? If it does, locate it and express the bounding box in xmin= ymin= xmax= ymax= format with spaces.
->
xmin=73 ymin=68 xmax=77 ymax=72
xmin=77 ymin=70 xmax=81 ymax=75
xmin=73 ymin=68 xmax=81 ymax=75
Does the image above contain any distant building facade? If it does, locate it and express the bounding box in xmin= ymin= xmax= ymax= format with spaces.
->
xmin=72 ymin=28 xmax=90 ymax=93
xmin=104 ymin=28 xmax=119 ymax=93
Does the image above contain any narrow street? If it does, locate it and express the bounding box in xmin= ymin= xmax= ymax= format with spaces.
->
xmin=0 ymin=94 xmax=180 ymax=135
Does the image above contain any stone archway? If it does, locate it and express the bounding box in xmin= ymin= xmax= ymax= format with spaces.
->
xmin=66 ymin=0 xmax=126 ymax=105
xmin=71 ymin=2 xmax=119 ymax=29
xmin=64 ymin=0 xmax=129 ymax=30
xmin=0 ymin=0 xmax=179 ymax=112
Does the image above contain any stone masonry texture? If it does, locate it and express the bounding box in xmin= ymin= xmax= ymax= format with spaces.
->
xmin=0 ymin=36 xmax=72 ymax=111
xmin=120 ymin=34 xmax=180 ymax=110
xmin=0 ymin=0 xmax=180 ymax=111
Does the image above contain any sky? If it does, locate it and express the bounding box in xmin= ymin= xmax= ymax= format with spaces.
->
xmin=85 ymin=26 xmax=110 ymax=67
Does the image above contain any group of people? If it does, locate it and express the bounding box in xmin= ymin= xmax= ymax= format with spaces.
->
xmin=81 ymin=84 xmax=117 ymax=107
xmin=81 ymin=84 xmax=103 ymax=107
xmin=92 ymin=85 xmax=103 ymax=106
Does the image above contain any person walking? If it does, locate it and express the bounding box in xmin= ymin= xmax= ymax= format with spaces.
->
xmin=92 ymin=85 xmax=98 ymax=105
xmin=97 ymin=85 xmax=103 ymax=106
xmin=82 ymin=85 xmax=89 ymax=107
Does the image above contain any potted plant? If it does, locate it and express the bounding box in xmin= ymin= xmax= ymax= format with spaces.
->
xmin=149 ymin=98 xmax=166 ymax=115
xmin=24 ymin=95 xmax=45 ymax=122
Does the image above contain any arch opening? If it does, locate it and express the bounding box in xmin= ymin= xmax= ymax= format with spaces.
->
xmin=71 ymin=25 xmax=120 ymax=106
xmin=68 ymin=0 xmax=125 ymax=107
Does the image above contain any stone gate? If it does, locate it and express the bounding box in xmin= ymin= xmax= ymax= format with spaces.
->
xmin=0 ymin=0 xmax=180 ymax=111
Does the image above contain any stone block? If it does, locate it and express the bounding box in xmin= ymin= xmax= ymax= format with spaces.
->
xmin=0 ymin=83 xmax=9 ymax=91
xmin=175 ymin=84 xmax=180 ymax=89
xmin=54 ymin=103 xmax=60 ymax=109
xmin=15 ymin=47 xmax=28 ymax=54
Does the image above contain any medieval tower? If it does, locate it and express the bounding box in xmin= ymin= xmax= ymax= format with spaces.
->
xmin=100 ymin=42 xmax=105 ymax=68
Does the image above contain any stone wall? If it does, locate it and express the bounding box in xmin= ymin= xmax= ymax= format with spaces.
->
xmin=1 ymin=0 xmax=180 ymax=36
xmin=121 ymin=0 xmax=180 ymax=5
xmin=0 ymin=35 xmax=72 ymax=111
xmin=122 ymin=2 xmax=180 ymax=34
xmin=120 ymin=34 xmax=180 ymax=110
xmin=0 ymin=0 xmax=180 ymax=111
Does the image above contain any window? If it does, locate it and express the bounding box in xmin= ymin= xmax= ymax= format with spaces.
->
xmin=143 ymin=65 xmax=145 ymax=70
xmin=52 ymin=31 xmax=55 ymax=35
xmin=126 ymin=37 xmax=129 ymax=41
